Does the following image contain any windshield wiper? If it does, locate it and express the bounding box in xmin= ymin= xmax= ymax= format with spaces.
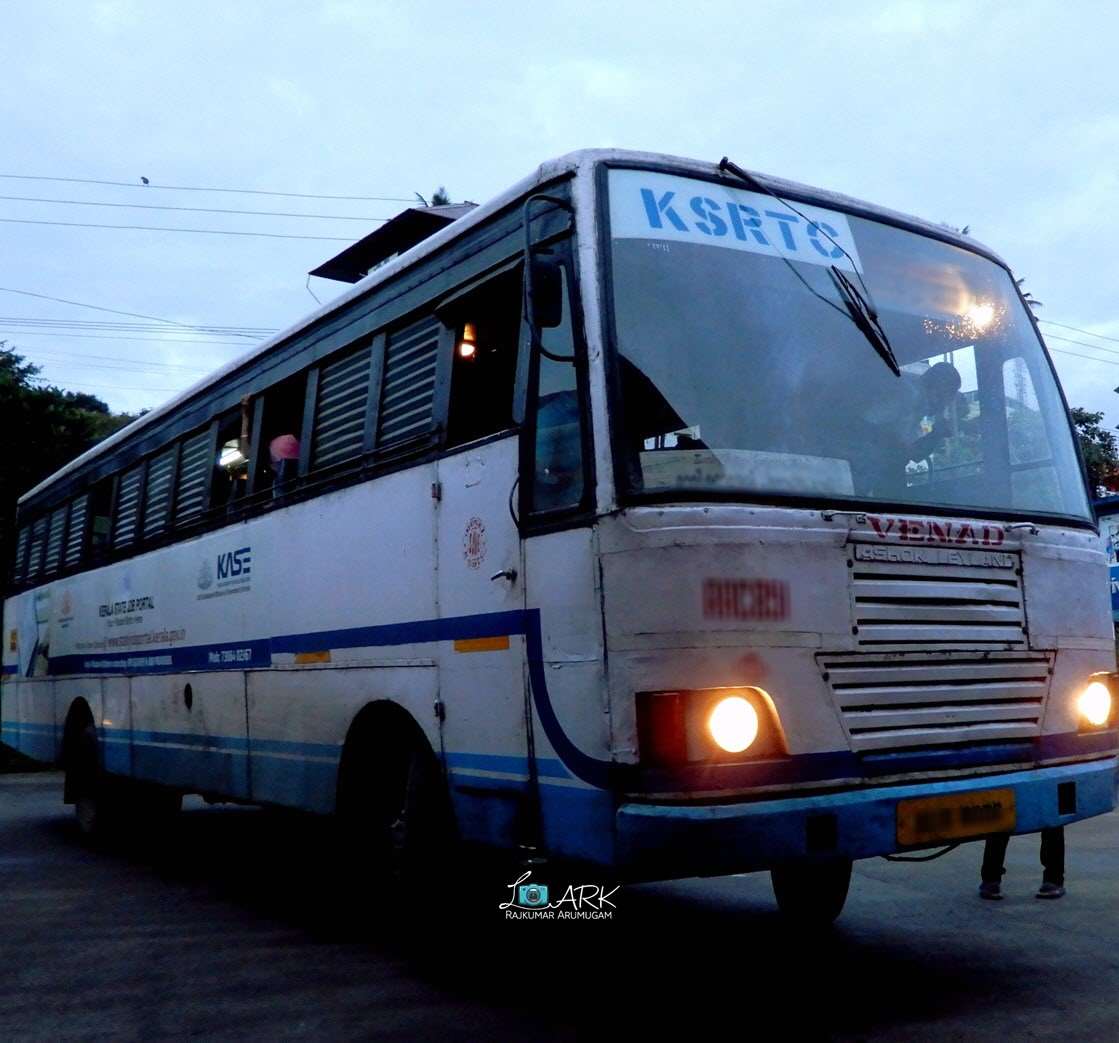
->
xmin=828 ymin=265 xmax=901 ymax=376
xmin=717 ymin=155 xmax=901 ymax=378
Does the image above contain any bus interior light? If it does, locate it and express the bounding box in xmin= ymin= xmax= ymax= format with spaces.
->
xmin=1076 ymin=680 xmax=1112 ymax=729
xmin=458 ymin=321 xmax=477 ymax=359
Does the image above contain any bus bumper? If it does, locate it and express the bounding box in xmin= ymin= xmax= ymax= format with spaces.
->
xmin=615 ymin=757 xmax=1118 ymax=879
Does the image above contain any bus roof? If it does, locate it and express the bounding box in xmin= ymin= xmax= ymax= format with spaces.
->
xmin=20 ymin=148 xmax=1002 ymax=505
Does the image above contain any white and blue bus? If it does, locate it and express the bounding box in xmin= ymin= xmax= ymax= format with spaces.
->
xmin=4 ymin=149 xmax=1116 ymax=922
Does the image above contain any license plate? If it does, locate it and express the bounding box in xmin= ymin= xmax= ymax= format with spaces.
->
xmin=896 ymin=788 xmax=1016 ymax=846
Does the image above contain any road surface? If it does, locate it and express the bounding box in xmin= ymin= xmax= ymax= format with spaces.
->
xmin=2 ymin=771 xmax=1118 ymax=1040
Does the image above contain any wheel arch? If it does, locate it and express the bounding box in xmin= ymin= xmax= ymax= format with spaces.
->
xmin=335 ymin=699 xmax=442 ymax=817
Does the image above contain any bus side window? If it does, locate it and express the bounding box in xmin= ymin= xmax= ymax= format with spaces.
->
xmin=445 ymin=266 xmax=522 ymax=448
xmin=87 ymin=476 xmax=114 ymax=560
xmin=212 ymin=401 xmax=252 ymax=507
xmin=528 ymin=265 xmax=584 ymax=514
xmin=253 ymin=373 xmax=306 ymax=495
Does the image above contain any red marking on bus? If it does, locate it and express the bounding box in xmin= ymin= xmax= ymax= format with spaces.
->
xmin=867 ymin=515 xmax=1005 ymax=547
xmin=703 ymin=578 xmax=789 ymax=621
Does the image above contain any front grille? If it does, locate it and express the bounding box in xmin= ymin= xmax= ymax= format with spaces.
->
xmin=819 ymin=650 xmax=1052 ymax=753
xmin=849 ymin=543 xmax=1025 ymax=648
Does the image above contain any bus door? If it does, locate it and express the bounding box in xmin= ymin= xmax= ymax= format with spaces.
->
xmin=435 ymin=269 xmax=533 ymax=847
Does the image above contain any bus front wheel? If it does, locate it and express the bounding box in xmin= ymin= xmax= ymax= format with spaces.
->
xmin=770 ymin=858 xmax=852 ymax=925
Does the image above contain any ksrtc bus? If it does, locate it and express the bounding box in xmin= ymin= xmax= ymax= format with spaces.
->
xmin=4 ymin=150 xmax=1116 ymax=922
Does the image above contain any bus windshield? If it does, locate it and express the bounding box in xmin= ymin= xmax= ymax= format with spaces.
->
xmin=606 ymin=168 xmax=1091 ymax=522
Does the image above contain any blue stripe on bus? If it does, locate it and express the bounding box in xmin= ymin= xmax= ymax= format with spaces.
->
xmin=1 ymin=664 xmax=16 ymax=676
xmin=35 ymin=607 xmax=618 ymax=788
xmin=443 ymin=750 xmax=568 ymax=779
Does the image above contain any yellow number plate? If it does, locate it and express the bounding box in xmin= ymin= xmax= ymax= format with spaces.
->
xmin=896 ymin=788 xmax=1016 ymax=846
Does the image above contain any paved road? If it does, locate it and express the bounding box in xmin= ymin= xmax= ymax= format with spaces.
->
xmin=3 ymin=772 xmax=1119 ymax=1041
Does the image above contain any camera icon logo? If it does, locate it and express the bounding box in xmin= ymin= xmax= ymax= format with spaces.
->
xmin=517 ymin=883 xmax=549 ymax=908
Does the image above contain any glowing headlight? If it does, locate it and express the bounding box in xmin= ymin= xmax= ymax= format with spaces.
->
xmin=708 ymin=695 xmax=759 ymax=753
xmin=1077 ymin=681 xmax=1112 ymax=728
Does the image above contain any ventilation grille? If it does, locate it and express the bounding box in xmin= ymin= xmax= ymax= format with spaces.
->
xmin=312 ymin=343 xmax=371 ymax=471
xmin=113 ymin=465 xmax=144 ymax=549
xmin=26 ymin=517 xmax=47 ymax=583
xmin=65 ymin=495 xmax=88 ymax=568
xmin=820 ymin=651 xmax=1051 ymax=753
xmin=175 ymin=429 xmax=211 ymax=524
xmin=12 ymin=526 xmax=29 ymax=584
xmin=143 ymin=447 xmax=176 ymax=540
xmin=43 ymin=506 xmax=68 ymax=577
xmin=850 ymin=546 xmax=1025 ymax=648
xmin=378 ymin=317 xmax=441 ymax=449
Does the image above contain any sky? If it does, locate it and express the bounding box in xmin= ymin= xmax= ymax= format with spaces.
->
xmin=1 ymin=0 xmax=1117 ymax=427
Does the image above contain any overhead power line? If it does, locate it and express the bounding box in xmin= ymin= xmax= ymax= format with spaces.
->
xmin=1049 ymin=347 xmax=1119 ymax=367
xmin=0 ymin=331 xmax=252 ymax=347
xmin=0 ymin=172 xmax=414 ymax=203
xmin=0 ymin=286 xmax=277 ymax=337
xmin=1043 ymin=332 xmax=1119 ymax=357
xmin=0 ymin=216 xmax=353 ymax=241
xmin=1038 ymin=318 xmax=1119 ymax=345
xmin=18 ymin=348 xmax=214 ymax=371
xmin=30 ymin=375 xmax=184 ymax=393
xmin=0 ymin=193 xmax=391 ymax=222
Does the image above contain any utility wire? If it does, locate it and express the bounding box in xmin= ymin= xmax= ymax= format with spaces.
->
xmin=0 ymin=216 xmax=352 ymax=241
xmin=0 ymin=317 xmax=272 ymax=334
xmin=0 ymin=172 xmax=414 ymax=203
xmin=1049 ymin=347 xmax=1119 ymax=367
xmin=0 ymin=193 xmax=391 ymax=221
xmin=0 ymin=286 xmax=277 ymax=337
xmin=1039 ymin=318 xmax=1119 ymax=345
xmin=1044 ymin=332 xmax=1119 ymax=357
xmin=0 ymin=331 xmax=252 ymax=347
xmin=18 ymin=349 xmax=214 ymax=370
xmin=29 ymin=375 xmax=184 ymax=393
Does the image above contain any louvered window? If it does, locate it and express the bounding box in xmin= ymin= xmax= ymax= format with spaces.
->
xmin=43 ymin=506 xmax=68 ymax=577
xmin=378 ymin=316 xmax=442 ymax=449
xmin=12 ymin=526 xmax=30 ymax=585
xmin=143 ymin=446 xmax=177 ymax=540
xmin=311 ymin=342 xmax=372 ymax=471
xmin=113 ymin=464 xmax=144 ymax=550
xmin=26 ymin=517 xmax=47 ymax=583
xmin=64 ymin=495 xmax=88 ymax=568
xmin=175 ymin=429 xmax=211 ymax=524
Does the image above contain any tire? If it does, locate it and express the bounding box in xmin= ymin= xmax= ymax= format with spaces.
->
xmin=770 ymin=858 xmax=853 ymax=926
xmin=67 ymin=722 xmax=122 ymax=840
xmin=66 ymin=722 xmax=180 ymax=840
xmin=339 ymin=727 xmax=453 ymax=908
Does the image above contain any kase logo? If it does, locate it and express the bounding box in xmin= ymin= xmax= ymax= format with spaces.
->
xmin=197 ymin=546 xmax=252 ymax=594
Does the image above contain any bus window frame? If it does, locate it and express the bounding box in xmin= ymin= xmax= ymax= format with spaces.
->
xmin=517 ymin=239 xmax=597 ymax=533
xmin=593 ymin=157 xmax=1097 ymax=532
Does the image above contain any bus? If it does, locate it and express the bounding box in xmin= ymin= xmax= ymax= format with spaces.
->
xmin=4 ymin=149 xmax=1116 ymax=924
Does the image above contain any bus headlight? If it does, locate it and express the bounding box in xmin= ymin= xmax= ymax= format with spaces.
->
xmin=708 ymin=696 xmax=759 ymax=753
xmin=637 ymin=686 xmax=786 ymax=766
xmin=1077 ymin=681 xmax=1113 ymax=729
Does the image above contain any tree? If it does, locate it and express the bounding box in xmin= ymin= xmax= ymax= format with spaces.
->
xmin=0 ymin=344 xmax=138 ymax=578
xmin=1070 ymin=407 xmax=1119 ymax=495
xmin=430 ymin=186 xmax=451 ymax=206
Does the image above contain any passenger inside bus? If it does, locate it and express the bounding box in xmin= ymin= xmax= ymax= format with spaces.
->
xmin=253 ymin=373 xmax=306 ymax=496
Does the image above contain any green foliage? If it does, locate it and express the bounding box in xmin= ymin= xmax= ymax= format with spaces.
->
xmin=1070 ymin=407 xmax=1119 ymax=493
xmin=0 ymin=344 xmax=138 ymax=575
xmin=430 ymin=186 xmax=451 ymax=206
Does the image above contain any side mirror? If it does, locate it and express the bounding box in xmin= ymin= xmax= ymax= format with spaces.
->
xmin=529 ymin=256 xmax=564 ymax=329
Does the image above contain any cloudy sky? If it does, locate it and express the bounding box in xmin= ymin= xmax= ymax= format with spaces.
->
xmin=2 ymin=1 xmax=1117 ymax=427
